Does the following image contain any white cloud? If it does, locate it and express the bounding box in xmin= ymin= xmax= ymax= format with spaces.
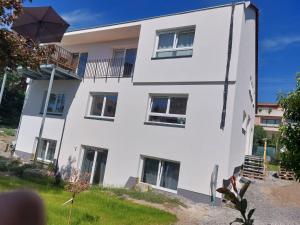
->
xmin=61 ymin=9 xmax=102 ymax=26
xmin=262 ymin=35 xmax=300 ymax=51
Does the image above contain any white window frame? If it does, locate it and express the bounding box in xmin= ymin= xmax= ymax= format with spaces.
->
xmin=146 ymin=94 xmax=188 ymax=126
xmin=35 ymin=138 xmax=57 ymax=163
xmin=41 ymin=92 xmax=65 ymax=115
xmin=140 ymin=156 xmax=180 ymax=193
xmin=154 ymin=27 xmax=195 ymax=58
xmin=86 ymin=92 xmax=118 ymax=119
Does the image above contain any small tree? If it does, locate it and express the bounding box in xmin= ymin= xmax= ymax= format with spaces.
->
xmin=252 ymin=125 xmax=267 ymax=154
xmin=217 ymin=177 xmax=255 ymax=225
xmin=64 ymin=169 xmax=90 ymax=225
xmin=278 ymin=74 xmax=300 ymax=180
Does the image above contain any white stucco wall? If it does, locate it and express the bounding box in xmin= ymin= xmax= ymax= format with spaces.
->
xmin=228 ymin=6 xmax=257 ymax=170
xmin=133 ymin=5 xmax=245 ymax=83
xmin=56 ymin=78 xmax=235 ymax=196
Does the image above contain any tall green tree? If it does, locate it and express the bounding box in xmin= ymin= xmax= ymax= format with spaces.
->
xmin=278 ymin=74 xmax=300 ymax=180
xmin=0 ymin=1 xmax=52 ymax=127
xmin=0 ymin=71 xmax=26 ymax=126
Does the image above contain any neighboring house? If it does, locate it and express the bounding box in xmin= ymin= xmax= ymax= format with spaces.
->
xmin=15 ymin=2 xmax=258 ymax=204
xmin=255 ymin=103 xmax=283 ymax=137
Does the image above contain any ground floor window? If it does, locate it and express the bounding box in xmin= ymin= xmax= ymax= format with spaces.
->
xmin=141 ymin=157 xmax=180 ymax=191
xmin=36 ymin=138 xmax=57 ymax=162
xmin=81 ymin=145 xmax=108 ymax=185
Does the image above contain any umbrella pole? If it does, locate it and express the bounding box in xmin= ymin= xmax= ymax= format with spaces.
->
xmin=0 ymin=70 xmax=8 ymax=105
xmin=34 ymin=66 xmax=56 ymax=162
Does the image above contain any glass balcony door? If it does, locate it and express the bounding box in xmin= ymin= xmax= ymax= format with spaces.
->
xmin=141 ymin=157 xmax=180 ymax=191
xmin=81 ymin=146 xmax=108 ymax=185
xmin=110 ymin=48 xmax=137 ymax=77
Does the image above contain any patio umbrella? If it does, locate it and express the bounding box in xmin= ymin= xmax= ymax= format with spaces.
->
xmin=11 ymin=6 xmax=69 ymax=43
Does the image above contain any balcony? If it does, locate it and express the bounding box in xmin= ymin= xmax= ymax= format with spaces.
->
xmin=18 ymin=44 xmax=81 ymax=80
xmin=46 ymin=44 xmax=79 ymax=73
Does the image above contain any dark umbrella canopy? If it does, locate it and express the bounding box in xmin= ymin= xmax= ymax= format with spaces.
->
xmin=12 ymin=7 xmax=69 ymax=43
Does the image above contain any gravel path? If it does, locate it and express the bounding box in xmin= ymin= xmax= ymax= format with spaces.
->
xmin=175 ymin=175 xmax=300 ymax=225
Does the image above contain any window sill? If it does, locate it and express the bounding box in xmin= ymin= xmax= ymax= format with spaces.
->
xmin=144 ymin=121 xmax=185 ymax=128
xmin=151 ymin=55 xmax=192 ymax=60
xmin=139 ymin=182 xmax=178 ymax=194
xmin=35 ymin=158 xmax=53 ymax=165
xmin=84 ymin=116 xmax=114 ymax=122
xmin=39 ymin=112 xmax=63 ymax=117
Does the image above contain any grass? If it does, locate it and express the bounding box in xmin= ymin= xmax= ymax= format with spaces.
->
xmin=101 ymin=187 xmax=186 ymax=207
xmin=0 ymin=127 xmax=16 ymax=136
xmin=268 ymin=163 xmax=280 ymax=171
xmin=0 ymin=176 xmax=177 ymax=225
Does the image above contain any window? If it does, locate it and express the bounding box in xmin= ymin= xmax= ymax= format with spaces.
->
xmin=242 ymin=111 xmax=250 ymax=132
xmin=154 ymin=27 xmax=195 ymax=58
xmin=261 ymin=118 xmax=281 ymax=125
xmin=41 ymin=92 xmax=65 ymax=115
xmin=141 ymin=157 xmax=180 ymax=191
xmin=147 ymin=95 xmax=188 ymax=126
xmin=87 ymin=93 xmax=118 ymax=119
xmin=36 ymin=138 xmax=57 ymax=162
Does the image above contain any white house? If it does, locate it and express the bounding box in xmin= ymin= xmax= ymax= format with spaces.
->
xmin=15 ymin=1 xmax=258 ymax=203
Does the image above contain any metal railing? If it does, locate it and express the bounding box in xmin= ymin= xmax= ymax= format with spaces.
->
xmin=44 ymin=44 xmax=79 ymax=72
xmin=84 ymin=57 xmax=135 ymax=79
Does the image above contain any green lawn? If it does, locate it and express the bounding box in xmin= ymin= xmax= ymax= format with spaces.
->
xmin=267 ymin=163 xmax=279 ymax=171
xmin=0 ymin=176 xmax=177 ymax=225
xmin=0 ymin=127 xmax=16 ymax=136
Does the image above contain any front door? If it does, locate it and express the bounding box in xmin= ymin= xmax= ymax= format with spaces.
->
xmin=81 ymin=146 xmax=108 ymax=185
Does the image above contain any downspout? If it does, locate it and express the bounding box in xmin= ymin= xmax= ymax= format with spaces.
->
xmin=220 ymin=3 xmax=235 ymax=130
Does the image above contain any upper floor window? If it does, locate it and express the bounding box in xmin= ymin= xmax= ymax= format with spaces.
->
xmin=87 ymin=93 xmax=118 ymax=119
xmin=147 ymin=95 xmax=188 ymax=126
xmin=154 ymin=27 xmax=195 ymax=59
xmin=41 ymin=92 xmax=65 ymax=115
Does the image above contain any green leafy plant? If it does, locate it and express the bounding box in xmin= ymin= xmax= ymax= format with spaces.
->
xmin=268 ymin=108 xmax=272 ymax=114
xmin=217 ymin=177 xmax=255 ymax=225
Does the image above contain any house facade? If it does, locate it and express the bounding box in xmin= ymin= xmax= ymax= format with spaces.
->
xmin=15 ymin=2 xmax=258 ymax=203
xmin=255 ymin=103 xmax=283 ymax=137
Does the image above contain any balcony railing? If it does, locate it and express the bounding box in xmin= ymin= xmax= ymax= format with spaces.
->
xmin=44 ymin=44 xmax=79 ymax=73
xmin=84 ymin=58 xmax=135 ymax=79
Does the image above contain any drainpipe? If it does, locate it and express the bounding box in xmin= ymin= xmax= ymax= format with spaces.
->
xmin=220 ymin=3 xmax=235 ymax=130
xmin=34 ymin=66 xmax=56 ymax=162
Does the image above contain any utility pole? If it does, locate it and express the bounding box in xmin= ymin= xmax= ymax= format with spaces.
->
xmin=34 ymin=66 xmax=56 ymax=162
xmin=263 ymin=138 xmax=268 ymax=173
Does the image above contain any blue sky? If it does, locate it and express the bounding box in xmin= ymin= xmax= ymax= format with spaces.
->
xmin=25 ymin=0 xmax=300 ymax=103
